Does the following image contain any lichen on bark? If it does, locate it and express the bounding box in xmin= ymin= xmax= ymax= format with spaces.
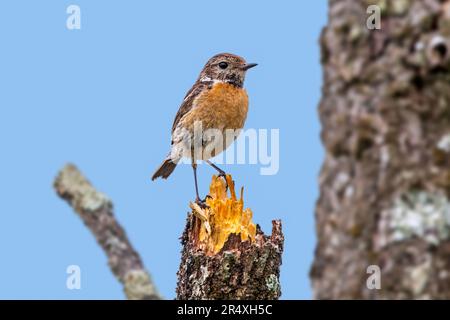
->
xmin=312 ymin=0 xmax=450 ymax=299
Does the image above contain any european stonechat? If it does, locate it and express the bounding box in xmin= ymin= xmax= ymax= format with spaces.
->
xmin=152 ymin=53 xmax=257 ymax=205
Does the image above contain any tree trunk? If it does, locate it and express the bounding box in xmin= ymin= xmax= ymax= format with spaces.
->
xmin=312 ymin=0 xmax=450 ymax=299
xmin=176 ymin=175 xmax=284 ymax=299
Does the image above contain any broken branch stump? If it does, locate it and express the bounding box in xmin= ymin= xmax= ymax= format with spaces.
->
xmin=176 ymin=175 xmax=284 ymax=300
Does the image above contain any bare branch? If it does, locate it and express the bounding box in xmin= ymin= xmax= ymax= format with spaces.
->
xmin=54 ymin=163 xmax=161 ymax=300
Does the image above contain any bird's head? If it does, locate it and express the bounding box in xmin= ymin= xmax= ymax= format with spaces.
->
xmin=198 ymin=53 xmax=257 ymax=88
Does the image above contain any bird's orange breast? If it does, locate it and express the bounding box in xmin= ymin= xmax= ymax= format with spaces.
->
xmin=181 ymin=82 xmax=249 ymax=131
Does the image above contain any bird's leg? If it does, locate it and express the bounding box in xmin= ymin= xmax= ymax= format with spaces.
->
xmin=192 ymin=162 xmax=201 ymax=201
xmin=205 ymin=160 xmax=229 ymax=190
xmin=205 ymin=160 xmax=226 ymax=177
xmin=192 ymin=162 xmax=208 ymax=209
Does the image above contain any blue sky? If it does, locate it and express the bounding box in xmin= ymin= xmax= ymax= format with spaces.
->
xmin=0 ymin=1 xmax=327 ymax=299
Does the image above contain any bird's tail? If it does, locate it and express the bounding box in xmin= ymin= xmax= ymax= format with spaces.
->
xmin=151 ymin=157 xmax=177 ymax=180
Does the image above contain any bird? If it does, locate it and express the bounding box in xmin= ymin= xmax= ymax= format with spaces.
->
xmin=151 ymin=53 xmax=257 ymax=206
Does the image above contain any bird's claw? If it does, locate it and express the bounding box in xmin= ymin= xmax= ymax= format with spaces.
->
xmin=217 ymin=172 xmax=229 ymax=191
xmin=195 ymin=197 xmax=209 ymax=209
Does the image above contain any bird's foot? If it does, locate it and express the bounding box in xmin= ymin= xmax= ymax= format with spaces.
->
xmin=217 ymin=171 xmax=229 ymax=191
xmin=195 ymin=197 xmax=210 ymax=209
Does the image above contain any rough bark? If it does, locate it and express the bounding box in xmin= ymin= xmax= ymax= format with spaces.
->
xmin=54 ymin=164 xmax=161 ymax=300
xmin=312 ymin=0 xmax=450 ymax=299
xmin=176 ymin=216 xmax=283 ymax=300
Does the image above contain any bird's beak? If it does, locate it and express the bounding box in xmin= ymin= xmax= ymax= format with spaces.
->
xmin=242 ymin=63 xmax=258 ymax=71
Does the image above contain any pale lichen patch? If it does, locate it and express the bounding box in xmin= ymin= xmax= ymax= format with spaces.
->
xmin=376 ymin=191 xmax=450 ymax=248
xmin=265 ymin=274 xmax=279 ymax=293
xmin=81 ymin=190 xmax=110 ymax=212
xmin=105 ymin=233 xmax=127 ymax=253
xmin=391 ymin=0 xmax=410 ymax=15
xmin=55 ymin=163 xmax=111 ymax=213
xmin=437 ymin=133 xmax=450 ymax=153
xmin=404 ymin=255 xmax=432 ymax=297
xmin=123 ymin=270 xmax=157 ymax=300
xmin=190 ymin=265 xmax=210 ymax=298
xmin=409 ymin=258 xmax=431 ymax=297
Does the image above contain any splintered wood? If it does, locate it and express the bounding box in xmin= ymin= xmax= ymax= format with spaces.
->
xmin=189 ymin=175 xmax=256 ymax=255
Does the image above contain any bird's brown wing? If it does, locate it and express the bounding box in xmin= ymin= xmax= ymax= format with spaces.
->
xmin=171 ymin=81 xmax=212 ymax=134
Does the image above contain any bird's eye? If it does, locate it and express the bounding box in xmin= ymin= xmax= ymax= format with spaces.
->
xmin=218 ymin=62 xmax=228 ymax=69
